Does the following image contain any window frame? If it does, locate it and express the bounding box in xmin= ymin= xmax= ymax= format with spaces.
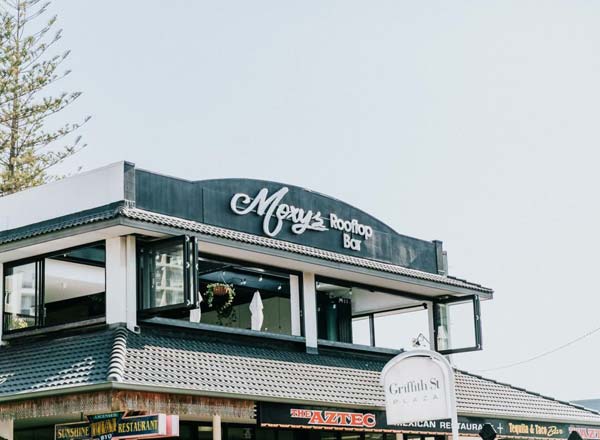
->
xmin=432 ymin=294 xmax=482 ymax=355
xmin=2 ymin=241 xmax=107 ymax=335
xmin=195 ymin=252 xmax=304 ymax=336
xmin=137 ymin=235 xmax=198 ymax=315
xmin=315 ymin=275 xmax=431 ymax=348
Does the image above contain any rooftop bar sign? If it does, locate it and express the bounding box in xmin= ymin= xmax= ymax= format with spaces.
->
xmin=55 ymin=412 xmax=179 ymax=440
xmin=135 ymin=172 xmax=441 ymax=273
xmin=230 ymin=186 xmax=374 ymax=252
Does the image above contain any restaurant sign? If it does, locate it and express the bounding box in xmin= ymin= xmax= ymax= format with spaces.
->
xmin=55 ymin=412 xmax=179 ymax=440
xmin=134 ymin=172 xmax=441 ymax=273
xmin=230 ymin=186 xmax=374 ymax=252
xmin=259 ymin=403 xmax=589 ymax=439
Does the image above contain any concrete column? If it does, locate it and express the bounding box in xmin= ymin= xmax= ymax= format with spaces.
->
xmin=290 ymin=274 xmax=301 ymax=336
xmin=302 ymin=272 xmax=318 ymax=353
xmin=106 ymin=236 xmax=138 ymax=332
xmin=0 ymin=418 xmax=14 ymax=440
xmin=125 ymin=236 xmax=137 ymax=332
xmin=212 ymin=414 xmax=221 ymax=440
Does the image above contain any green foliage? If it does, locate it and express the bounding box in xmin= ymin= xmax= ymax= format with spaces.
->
xmin=0 ymin=0 xmax=89 ymax=196
xmin=204 ymin=282 xmax=237 ymax=323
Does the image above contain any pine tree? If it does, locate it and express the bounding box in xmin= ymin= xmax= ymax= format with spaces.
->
xmin=0 ymin=0 xmax=89 ymax=196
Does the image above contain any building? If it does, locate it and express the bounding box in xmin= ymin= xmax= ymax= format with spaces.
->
xmin=0 ymin=161 xmax=599 ymax=440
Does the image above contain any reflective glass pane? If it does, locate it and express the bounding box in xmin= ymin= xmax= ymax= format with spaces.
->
xmin=143 ymin=242 xmax=185 ymax=308
xmin=436 ymin=299 xmax=477 ymax=351
xmin=44 ymin=245 xmax=106 ymax=326
xmin=373 ymin=307 xmax=430 ymax=350
xmin=352 ymin=316 xmax=371 ymax=345
xmin=4 ymin=263 xmax=37 ymax=331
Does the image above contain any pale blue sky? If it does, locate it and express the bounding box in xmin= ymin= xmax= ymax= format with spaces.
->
xmin=49 ymin=1 xmax=600 ymax=400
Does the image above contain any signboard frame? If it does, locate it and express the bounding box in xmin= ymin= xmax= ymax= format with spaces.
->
xmin=380 ymin=349 xmax=459 ymax=440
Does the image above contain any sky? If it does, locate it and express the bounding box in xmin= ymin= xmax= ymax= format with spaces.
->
xmin=45 ymin=1 xmax=600 ymax=401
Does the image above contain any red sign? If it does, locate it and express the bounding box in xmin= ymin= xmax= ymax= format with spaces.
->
xmin=290 ymin=408 xmax=377 ymax=428
xmin=570 ymin=427 xmax=600 ymax=440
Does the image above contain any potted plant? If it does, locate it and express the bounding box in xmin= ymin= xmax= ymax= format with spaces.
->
xmin=204 ymin=283 xmax=237 ymax=323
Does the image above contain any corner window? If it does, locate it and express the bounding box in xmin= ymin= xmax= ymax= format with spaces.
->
xmin=3 ymin=243 xmax=106 ymax=333
xmin=3 ymin=262 xmax=38 ymax=331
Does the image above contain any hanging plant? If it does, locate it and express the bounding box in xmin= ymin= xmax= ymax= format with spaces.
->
xmin=204 ymin=283 xmax=236 ymax=321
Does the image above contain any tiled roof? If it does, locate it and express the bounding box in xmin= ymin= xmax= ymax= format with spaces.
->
xmin=0 ymin=328 xmax=113 ymax=396
xmin=1 ymin=325 xmax=598 ymax=425
xmin=118 ymin=206 xmax=493 ymax=294
xmin=0 ymin=203 xmax=492 ymax=295
xmin=0 ymin=202 xmax=123 ymax=245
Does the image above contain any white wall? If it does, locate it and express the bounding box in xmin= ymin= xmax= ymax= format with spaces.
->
xmin=0 ymin=161 xmax=127 ymax=232
xmin=302 ymin=272 xmax=318 ymax=350
xmin=105 ymin=236 xmax=137 ymax=332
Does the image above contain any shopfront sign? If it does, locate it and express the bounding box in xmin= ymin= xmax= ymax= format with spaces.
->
xmin=230 ymin=186 xmax=373 ymax=252
xmin=259 ymin=403 xmax=589 ymax=439
xmin=288 ymin=407 xmax=377 ymax=428
xmin=570 ymin=427 xmax=600 ymax=440
xmin=136 ymin=172 xmax=441 ymax=273
xmin=381 ymin=350 xmax=456 ymax=426
xmin=54 ymin=412 xmax=179 ymax=440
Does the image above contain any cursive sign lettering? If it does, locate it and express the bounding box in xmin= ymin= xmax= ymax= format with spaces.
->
xmin=230 ymin=187 xmax=328 ymax=237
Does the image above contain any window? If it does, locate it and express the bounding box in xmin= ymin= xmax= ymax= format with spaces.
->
xmin=138 ymin=236 xmax=197 ymax=312
xmin=138 ymin=239 xmax=300 ymax=336
xmin=316 ymin=278 xmax=430 ymax=350
xmin=196 ymin=255 xmax=299 ymax=335
xmin=3 ymin=243 xmax=106 ymax=333
xmin=433 ymin=295 xmax=482 ymax=354
xmin=372 ymin=307 xmax=429 ymax=350
xmin=3 ymin=262 xmax=38 ymax=331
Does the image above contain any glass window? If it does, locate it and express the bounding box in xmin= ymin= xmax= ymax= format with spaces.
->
xmin=434 ymin=295 xmax=481 ymax=354
xmin=139 ymin=237 xmax=196 ymax=311
xmin=3 ymin=262 xmax=37 ymax=331
xmin=373 ymin=307 xmax=430 ymax=350
xmin=3 ymin=242 xmax=106 ymax=333
xmin=197 ymin=256 xmax=296 ymax=335
xmin=316 ymin=279 xmax=430 ymax=350
xmin=43 ymin=244 xmax=106 ymax=326
xmin=351 ymin=316 xmax=371 ymax=345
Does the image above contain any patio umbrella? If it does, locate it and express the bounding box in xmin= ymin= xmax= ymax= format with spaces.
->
xmin=250 ymin=290 xmax=264 ymax=331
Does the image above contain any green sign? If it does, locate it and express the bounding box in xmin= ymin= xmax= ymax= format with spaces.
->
xmin=55 ymin=412 xmax=179 ymax=440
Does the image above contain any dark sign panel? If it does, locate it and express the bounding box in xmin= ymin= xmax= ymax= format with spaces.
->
xmin=135 ymin=171 xmax=440 ymax=273
xmin=258 ymin=403 xmax=598 ymax=439
xmin=55 ymin=412 xmax=179 ymax=440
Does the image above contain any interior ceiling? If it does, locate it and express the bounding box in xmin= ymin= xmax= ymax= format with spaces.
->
xmin=44 ymin=259 xmax=105 ymax=303
xmin=198 ymin=269 xmax=288 ymax=294
xmin=317 ymin=282 xmax=425 ymax=316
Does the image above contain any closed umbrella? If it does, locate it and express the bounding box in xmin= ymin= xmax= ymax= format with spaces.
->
xmin=250 ymin=290 xmax=264 ymax=331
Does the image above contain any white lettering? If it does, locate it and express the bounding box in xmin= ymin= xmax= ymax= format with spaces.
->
xmin=329 ymin=214 xmax=373 ymax=240
xmin=230 ymin=187 xmax=328 ymax=237
xmin=230 ymin=187 xmax=375 ymax=250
